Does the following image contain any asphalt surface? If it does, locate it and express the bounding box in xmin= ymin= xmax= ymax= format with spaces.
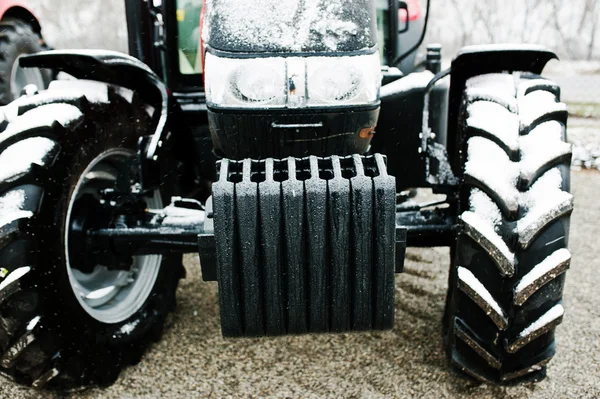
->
xmin=0 ymin=169 xmax=597 ymax=398
xmin=547 ymin=75 xmax=600 ymax=104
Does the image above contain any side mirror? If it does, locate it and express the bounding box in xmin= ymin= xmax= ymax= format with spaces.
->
xmin=399 ymin=1 xmax=410 ymax=33
xmin=387 ymin=0 xmax=399 ymax=62
xmin=386 ymin=0 xmax=410 ymax=63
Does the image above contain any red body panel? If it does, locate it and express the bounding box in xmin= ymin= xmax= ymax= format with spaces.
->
xmin=400 ymin=0 xmax=422 ymax=22
xmin=0 ymin=0 xmax=38 ymax=21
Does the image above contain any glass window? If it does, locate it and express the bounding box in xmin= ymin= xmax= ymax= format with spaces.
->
xmin=176 ymin=0 xmax=204 ymax=74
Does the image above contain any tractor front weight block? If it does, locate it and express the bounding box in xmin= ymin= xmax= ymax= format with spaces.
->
xmin=203 ymin=154 xmax=399 ymax=337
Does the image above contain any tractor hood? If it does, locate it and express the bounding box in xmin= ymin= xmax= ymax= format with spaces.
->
xmin=203 ymin=0 xmax=378 ymax=54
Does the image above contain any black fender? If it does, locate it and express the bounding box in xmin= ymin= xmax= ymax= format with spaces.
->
xmin=446 ymin=44 xmax=558 ymax=173
xmin=20 ymin=50 xmax=170 ymax=188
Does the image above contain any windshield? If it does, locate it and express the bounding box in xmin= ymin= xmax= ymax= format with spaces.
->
xmin=176 ymin=0 xmax=204 ymax=74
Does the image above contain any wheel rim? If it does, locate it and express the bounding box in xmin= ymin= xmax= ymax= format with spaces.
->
xmin=10 ymin=54 xmax=46 ymax=100
xmin=64 ymin=149 xmax=162 ymax=324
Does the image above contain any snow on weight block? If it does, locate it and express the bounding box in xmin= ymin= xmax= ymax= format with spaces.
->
xmin=212 ymin=154 xmax=396 ymax=337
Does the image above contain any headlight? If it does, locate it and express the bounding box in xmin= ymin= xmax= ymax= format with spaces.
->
xmin=230 ymin=62 xmax=286 ymax=104
xmin=205 ymin=52 xmax=381 ymax=109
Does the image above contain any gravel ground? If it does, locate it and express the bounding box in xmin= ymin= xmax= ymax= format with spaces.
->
xmin=0 ymin=171 xmax=598 ymax=398
xmin=569 ymin=117 xmax=600 ymax=170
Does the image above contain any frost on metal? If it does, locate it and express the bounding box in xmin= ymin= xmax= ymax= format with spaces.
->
xmin=514 ymin=248 xmax=570 ymax=306
xmin=508 ymin=304 xmax=564 ymax=354
xmin=0 ymin=137 xmax=58 ymax=183
xmin=460 ymin=211 xmax=515 ymax=277
xmin=204 ymin=0 xmax=375 ymax=53
xmin=464 ymin=136 xmax=519 ymax=216
xmin=0 ymin=190 xmax=33 ymax=229
xmin=519 ymin=121 xmax=571 ymax=188
xmin=517 ymin=168 xmax=573 ymax=249
xmin=457 ymin=267 xmax=508 ymax=330
xmin=426 ymin=142 xmax=458 ymax=185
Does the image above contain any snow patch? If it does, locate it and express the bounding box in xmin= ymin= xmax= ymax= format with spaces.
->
xmin=467 ymin=73 xmax=516 ymax=99
xmin=0 ymin=138 xmax=57 ymax=182
xmin=205 ymin=0 xmax=371 ymax=52
xmin=469 ymin=188 xmax=502 ymax=229
xmin=0 ymin=190 xmax=33 ymax=227
xmin=381 ymin=70 xmax=433 ymax=98
xmin=517 ymin=168 xmax=573 ymax=240
xmin=466 ymin=101 xmax=520 ymax=154
xmin=518 ymin=304 xmax=564 ymax=339
xmin=515 ymin=248 xmax=570 ymax=296
xmin=4 ymin=104 xmax=83 ymax=140
xmin=519 ymin=90 xmax=560 ymax=123
xmin=520 ymin=100 xmax=567 ymax=132
xmin=0 ymin=267 xmax=30 ymax=291
xmin=46 ymin=80 xmax=110 ymax=104
xmin=464 ymin=136 xmax=519 ymax=213
xmin=27 ymin=316 xmax=41 ymax=331
xmin=461 ymin=211 xmax=515 ymax=271
xmin=427 ymin=142 xmax=458 ymax=185
xmin=457 ymin=267 xmax=506 ymax=319
xmin=519 ymin=121 xmax=571 ymax=185
xmin=119 ymin=319 xmax=140 ymax=335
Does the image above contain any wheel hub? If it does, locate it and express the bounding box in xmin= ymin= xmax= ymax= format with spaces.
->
xmin=64 ymin=149 xmax=162 ymax=324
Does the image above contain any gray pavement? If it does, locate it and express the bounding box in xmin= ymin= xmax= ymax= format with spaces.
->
xmin=547 ymin=75 xmax=600 ymax=104
xmin=2 ymin=171 xmax=599 ymax=399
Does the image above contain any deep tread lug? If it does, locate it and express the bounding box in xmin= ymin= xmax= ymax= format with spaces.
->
xmin=514 ymin=249 xmax=570 ymax=306
xmin=454 ymin=320 xmax=502 ymax=369
xmin=0 ymin=316 xmax=40 ymax=368
xmin=32 ymin=367 xmax=59 ymax=389
xmin=507 ymin=304 xmax=564 ymax=354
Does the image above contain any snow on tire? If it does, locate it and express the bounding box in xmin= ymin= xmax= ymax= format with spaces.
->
xmin=445 ymin=73 xmax=573 ymax=383
xmin=0 ymin=80 xmax=184 ymax=389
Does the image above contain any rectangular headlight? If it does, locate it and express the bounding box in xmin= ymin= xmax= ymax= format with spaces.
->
xmin=204 ymin=52 xmax=381 ymax=109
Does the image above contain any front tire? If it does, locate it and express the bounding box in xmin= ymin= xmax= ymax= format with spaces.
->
xmin=0 ymin=19 xmax=52 ymax=104
xmin=0 ymin=80 xmax=184 ymax=388
xmin=445 ymin=73 xmax=573 ymax=383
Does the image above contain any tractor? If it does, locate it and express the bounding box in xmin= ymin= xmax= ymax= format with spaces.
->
xmin=0 ymin=0 xmax=573 ymax=390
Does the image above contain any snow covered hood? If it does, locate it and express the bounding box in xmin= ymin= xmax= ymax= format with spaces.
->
xmin=203 ymin=0 xmax=377 ymax=54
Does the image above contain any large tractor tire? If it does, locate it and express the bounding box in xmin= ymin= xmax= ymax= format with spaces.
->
xmin=0 ymin=80 xmax=184 ymax=388
xmin=445 ymin=73 xmax=573 ymax=383
xmin=0 ymin=19 xmax=53 ymax=105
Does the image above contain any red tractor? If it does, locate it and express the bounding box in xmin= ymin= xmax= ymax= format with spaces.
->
xmin=0 ymin=0 xmax=52 ymax=104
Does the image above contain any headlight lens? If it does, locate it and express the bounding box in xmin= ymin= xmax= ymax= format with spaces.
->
xmin=230 ymin=63 xmax=286 ymax=103
xmin=205 ymin=52 xmax=381 ymax=109
xmin=308 ymin=63 xmax=362 ymax=103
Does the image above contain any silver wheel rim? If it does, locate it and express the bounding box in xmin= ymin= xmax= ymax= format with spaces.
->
xmin=10 ymin=54 xmax=45 ymax=100
xmin=64 ymin=149 xmax=162 ymax=324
